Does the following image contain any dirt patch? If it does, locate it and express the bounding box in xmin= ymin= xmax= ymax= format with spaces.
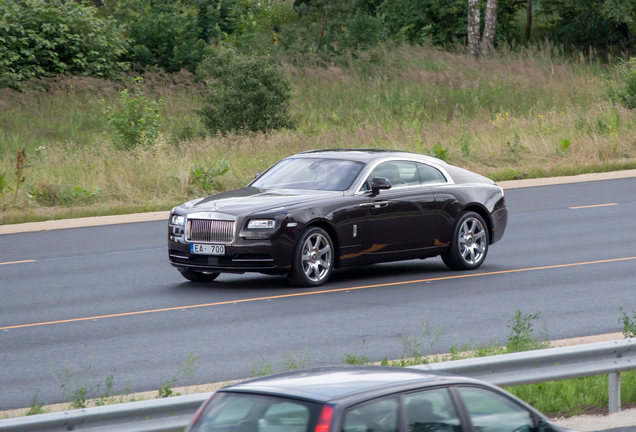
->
xmin=548 ymin=404 xmax=636 ymax=419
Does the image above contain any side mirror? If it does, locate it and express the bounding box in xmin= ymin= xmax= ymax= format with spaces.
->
xmin=371 ymin=177 xmax=392 ymax=195
xmin=255 ymin=172 xmax=263 ymax=179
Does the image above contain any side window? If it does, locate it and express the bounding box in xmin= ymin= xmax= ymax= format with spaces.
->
xmin=342 ymin=397 xmax=398 ymax=432
xmin=363 ymin=161 xmax=420 ymax=190
xmin=456 ymin=387 xmax=536 ymax=432
xmin=405 ymin=388 xmax=462 ymax=432
xmin=416 ymin=164 xmax=446 ymax=185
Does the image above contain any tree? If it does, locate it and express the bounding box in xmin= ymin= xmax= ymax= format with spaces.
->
xmin=467 ymin=0 xmax=499 ymax=59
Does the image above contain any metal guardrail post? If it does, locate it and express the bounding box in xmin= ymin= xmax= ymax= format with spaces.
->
xmin=609 ymin=372 xmax=621 ymax=413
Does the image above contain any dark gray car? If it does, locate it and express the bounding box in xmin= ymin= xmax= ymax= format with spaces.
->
xmin=186 ymin=366 xmax=569 ymax=432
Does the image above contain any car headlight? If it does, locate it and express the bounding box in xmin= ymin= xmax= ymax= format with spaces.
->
xmin=171 ymin=214 xmax=185 ymax=226
xmin=247 ymin=219 xmax=276 ymax=229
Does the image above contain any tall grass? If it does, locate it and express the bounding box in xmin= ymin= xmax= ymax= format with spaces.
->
xmin=1 ymin=42 xmax=635 ymax=224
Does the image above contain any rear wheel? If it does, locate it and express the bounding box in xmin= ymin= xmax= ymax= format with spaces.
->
xmin=288 ymin=227 xmax=334 ymax=287
xmin=179 ymin=270 xmax=220 ymax=282
xmin=442 ymin=211 xmax=489 ymax=270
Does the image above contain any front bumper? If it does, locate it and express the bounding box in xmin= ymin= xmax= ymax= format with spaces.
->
xmin=168 ymin=230 xmax=296 ymax=275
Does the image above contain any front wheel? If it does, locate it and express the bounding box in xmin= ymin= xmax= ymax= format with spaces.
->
xmin=179 ymin=270 xmax=220 ymax=282
xmin=288 ymin=227 xmax=334 ymax=287
xmin=442 ymin=211 xmax=489 ymax=270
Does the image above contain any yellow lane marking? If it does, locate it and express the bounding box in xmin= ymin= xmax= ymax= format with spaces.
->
xmin=569 ymin=203 xmax=619 ymax=209
xmin=0 ymin=260 xmax=37 ymax=266
xmin=2 ymin=256 xmax=636 ymax=331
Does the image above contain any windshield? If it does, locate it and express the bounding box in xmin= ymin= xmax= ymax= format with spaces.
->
xmin=190 ymin=392 xmax=323 ymax=432
xmin=251 ymin=158 xmax=365 ymax=191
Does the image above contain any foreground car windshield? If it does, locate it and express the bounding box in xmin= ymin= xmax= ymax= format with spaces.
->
xmin=252 ymin=158 xmax=365 ymax=191
xmin=190 ymin=393 xmax=322 ymax=432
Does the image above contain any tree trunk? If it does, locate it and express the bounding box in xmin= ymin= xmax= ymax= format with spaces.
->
xmin=468 ymin=0 xmax=481 ymax=59
xmin=525 ymin=0 xmax=532 ymax=41
xmin=482 ymin=0 xmax=498 ymax=49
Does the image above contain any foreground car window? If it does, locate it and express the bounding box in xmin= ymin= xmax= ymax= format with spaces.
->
xmin=191 ymin=393 xmax=321 ymax=432
xmin=456 ymin=387 xmax=536 ymax=432
xmin=404 ymin=388 xmax=461 ymax=432
xmin=342 ymin=397 xmax=398 ymax=432
xmin=252 ymin=158 xmax=365 ymax=191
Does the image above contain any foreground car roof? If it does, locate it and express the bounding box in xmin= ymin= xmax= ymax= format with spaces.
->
xmin=220 ymin=366 xmax=457 ymax=403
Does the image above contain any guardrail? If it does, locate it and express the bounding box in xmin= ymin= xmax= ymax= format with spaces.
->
xmin=410 ymin=337 xmax=635 ymax=413
xmin=1 ymin=338 xmax=634 ymax=432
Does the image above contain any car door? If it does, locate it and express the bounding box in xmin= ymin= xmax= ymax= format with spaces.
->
xmin=452 ymin=386 xmax=540 ymax=432
xmin=361 ymin=161 xmax=437 ymax=258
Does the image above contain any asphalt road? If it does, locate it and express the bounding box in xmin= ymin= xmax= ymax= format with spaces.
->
xmin=1 ymin=178 xmax=635 ymax=411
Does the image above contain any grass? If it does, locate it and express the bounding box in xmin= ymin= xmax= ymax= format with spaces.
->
xmin=2 ymin=41 xmax=636 ymax=224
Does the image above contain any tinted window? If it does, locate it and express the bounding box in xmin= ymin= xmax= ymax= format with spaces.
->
xmin=405 ymin=388 xmax=461 ymax=432
xmin=457 ymin=387 xmax=536 ymax=432
xmin=252 ymin=158 xmax=365 ymax=191
xmin=191 ymin=393 xmax=320 ymax=432
xmin=362 ymin=161 xmax=420 ymax=190
xmin=416 ymin=164 xmax=446 ymax=185
xmin=342 ymin=397 xmax=398 ymax=432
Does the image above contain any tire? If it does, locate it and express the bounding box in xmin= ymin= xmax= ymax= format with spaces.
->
xmin=288 ymin=227 xmax=335 ymax=287
xmin=442 ymin=211 xmax=489 ymax=270
xmin=179 ymin=269 xmax=220 ymax=282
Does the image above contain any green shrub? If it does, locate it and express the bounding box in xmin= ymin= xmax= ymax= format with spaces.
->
xmin=607 ymin=58 xmax=636 ymax=109
xmin=191 ymin=161 xmax=230 ymax=191
xmin=197 ymin=47 xmax=295 ymax=134
xmin=113 ymin=0 xmax=233 ymax=73
xmin=0 ymin=0 xmax=128 ymax=89
xmin=100 ymin=78 xmax=164 ymax=149
xmin=619 ymin=307 xmax=636 ymax=339
xmin=506 ymin=309 xmax=550 ymax=353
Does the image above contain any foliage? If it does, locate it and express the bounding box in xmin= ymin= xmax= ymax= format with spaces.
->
xmin=250 ymin=357 xmax=277 ymax=377
xmin=26 ymin=391 xmax=47 ymax=416
xmin=619 ymin=307 xmax=636 ymax=339
xmin=190 ymin=161 xmax=230 ymax=191
xmin=282 ymin=349 xmax=312 ymax=371
xmin=197 ymin=47 xmax=295 ymax=134
xmin=537 ymin=0 xmax=632 ymax=47
xmin=607 ymin=58 xmax=636 ymax=110
xmin=288 ymin=0 xmax=386 ymax=53
xmin=431 ymin=142 xmax=449 ymax=161
xmin=49 ymin=362 xmax=119 ymax=409
xmin=0 ymin=0 xmax=128 ymax=89
xmin=157 ymin=352 xmax=200 ymax=398
xmin=112 ymin=0 xmax=233 ymax=73
xmin=506 ymin=132 xmax=526 ymax=160
xmin=101 ymin=78 xmax=164 ymax=149
xmin=506 ymin=309 xmax=550 ymax=353
xmin=378 ymin=0 xmax=522 ymax=46
xmin=0 ymin=173 xmax=12 ymax=211
xmin=556 ymin=138 xmax=571 ymax=155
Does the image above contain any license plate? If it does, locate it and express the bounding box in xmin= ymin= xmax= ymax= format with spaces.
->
xmin=190 ymin=244 xmax=225 ymax=255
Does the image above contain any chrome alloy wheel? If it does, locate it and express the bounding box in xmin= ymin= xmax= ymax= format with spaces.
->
xmin=301 ymin=233 xmax=332 ymax=282
xmin=458 ymin=217 xmax=487 ymax=265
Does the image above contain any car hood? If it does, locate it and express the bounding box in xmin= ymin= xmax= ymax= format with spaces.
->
xmin=186 ymin=187 xmax=343 ymax=216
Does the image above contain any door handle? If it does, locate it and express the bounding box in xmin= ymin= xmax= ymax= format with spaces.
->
xmin=360 ymin=201 xmax=388 ymax=208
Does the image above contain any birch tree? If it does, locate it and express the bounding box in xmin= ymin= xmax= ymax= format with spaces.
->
xmin=468 ymin=0 xmax=499 ymax=59
xmin=467 ymin=0 xmax=481 ymax=59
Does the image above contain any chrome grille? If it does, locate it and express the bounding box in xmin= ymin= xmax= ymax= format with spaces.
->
xmin=186 ymin=219 xmax=234 ymax=244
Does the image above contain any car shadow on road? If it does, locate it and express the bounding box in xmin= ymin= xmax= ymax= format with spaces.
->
xmin=170 ymin=258 xmax=466 ymax=294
